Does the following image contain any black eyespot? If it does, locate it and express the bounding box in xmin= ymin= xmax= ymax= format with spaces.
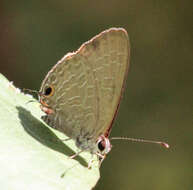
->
xmin=44 ymin=86 xmax=54 ymax=97
xmin=98 ymin=141 xmax=105 ymax=151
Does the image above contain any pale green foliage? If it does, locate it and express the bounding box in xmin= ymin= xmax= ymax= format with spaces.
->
xmin=0 ymin=74 xmax=100 ymax=190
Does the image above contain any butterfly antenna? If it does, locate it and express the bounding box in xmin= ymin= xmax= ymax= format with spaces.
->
xmin=110 ymin=137 xmax=169 ymax=149
xmin=23 ymin=88 xmax=39 ymax=95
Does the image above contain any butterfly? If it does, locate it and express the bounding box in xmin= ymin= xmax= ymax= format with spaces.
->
xmin=38 ymin=28 xmax=129 ymax=165
xmin=38 ymin=28 xmax=168 ymax=167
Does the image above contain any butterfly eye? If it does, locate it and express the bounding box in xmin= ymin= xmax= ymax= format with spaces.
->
xmin=44 ymin=85 xmax=54 ymax=97
xmin=97 ymin=135 xmax=112 ymax=154
xmin=98 ymin=140 xmax=105 ymax=151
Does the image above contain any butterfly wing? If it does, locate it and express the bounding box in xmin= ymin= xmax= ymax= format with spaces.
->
xmin=40 ymin=28 xmax=130 ymax=142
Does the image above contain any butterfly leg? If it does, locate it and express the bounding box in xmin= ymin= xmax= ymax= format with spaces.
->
xmin=69 ymin=150 xmax=84 ymax=159
xmin=96 ymin=152 xmax=106 ymax=168
xmin=87 ymin=154 xmax=95 ymax=169
xmin=61 ymin=137 xmax=71 ymax=141
xmin=69 ymin=150 xmax=95 ymax=169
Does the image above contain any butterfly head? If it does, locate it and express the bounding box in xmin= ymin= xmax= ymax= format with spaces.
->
xmin=96 ymin=135 xmax=112 ymax=155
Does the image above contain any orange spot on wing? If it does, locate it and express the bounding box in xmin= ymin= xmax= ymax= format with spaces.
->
xmin=40 ymin=105 xmax=54 ymax=114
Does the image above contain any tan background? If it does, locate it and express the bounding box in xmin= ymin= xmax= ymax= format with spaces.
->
xmin=0 ymin=0 xmax=192 ymax=189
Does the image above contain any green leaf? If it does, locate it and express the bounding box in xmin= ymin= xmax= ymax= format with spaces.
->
xmin=0 ymin=74 xmax=100 ymax=190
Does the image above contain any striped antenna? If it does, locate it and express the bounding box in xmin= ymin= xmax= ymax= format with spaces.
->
xmin=23 ymin=88 xmax=39 ymax=95
xmin=111 ymin=137 xmax=169 ymax=149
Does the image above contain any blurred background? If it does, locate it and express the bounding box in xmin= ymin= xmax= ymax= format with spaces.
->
xmin=0 ymin=0 xmax=192 ymax=189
